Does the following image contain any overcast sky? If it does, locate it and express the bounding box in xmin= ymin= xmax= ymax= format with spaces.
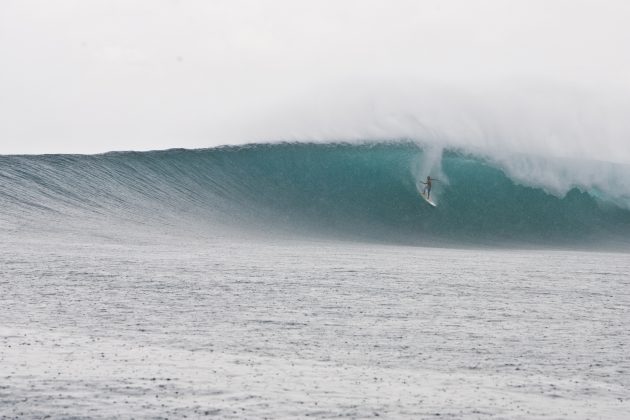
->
xmin=1 ymin=0 xmax=630 ymax=161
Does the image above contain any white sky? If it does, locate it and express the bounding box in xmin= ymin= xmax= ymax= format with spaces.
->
xmin=1 ymin=0 xmax=630 ymax=161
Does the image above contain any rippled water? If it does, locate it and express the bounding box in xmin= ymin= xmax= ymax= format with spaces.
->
xmin=1 ymin=230 xmax=628 ymax=418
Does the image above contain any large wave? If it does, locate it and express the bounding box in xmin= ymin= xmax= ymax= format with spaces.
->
xmin=1 ymin=142 xmax=629 ymax=248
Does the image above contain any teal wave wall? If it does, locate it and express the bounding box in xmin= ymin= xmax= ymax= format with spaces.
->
xmin=2 ymin=142 xmax=629 ymax=247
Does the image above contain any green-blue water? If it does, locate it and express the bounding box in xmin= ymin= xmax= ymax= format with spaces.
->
xmin=2 ymin=142 xmax=630 ymax=247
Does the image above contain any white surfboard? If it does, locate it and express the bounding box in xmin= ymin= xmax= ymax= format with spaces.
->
xmin=420 ymin=192 xmax=437 ymax=207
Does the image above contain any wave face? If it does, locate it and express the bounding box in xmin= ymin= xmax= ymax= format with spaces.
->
xmin=1 ymin=142 xmax=630 ymax=248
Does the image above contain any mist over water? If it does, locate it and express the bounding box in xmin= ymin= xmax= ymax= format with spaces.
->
xmin=243 ymin=81 xmax=630 ymax=164
xmin=2 ymin=0 xmax=630 ymax=160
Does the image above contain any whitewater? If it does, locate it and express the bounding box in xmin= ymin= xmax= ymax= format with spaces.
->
xmin=1 ymin=142 xmax=630 ymax=418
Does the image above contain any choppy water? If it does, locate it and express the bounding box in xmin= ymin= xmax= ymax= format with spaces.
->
xmin=2 ymin=231 xmax=629 ymax=418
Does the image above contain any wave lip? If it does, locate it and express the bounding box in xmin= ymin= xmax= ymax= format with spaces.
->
xmin=1 ymin=142 xmax=630 ymax=248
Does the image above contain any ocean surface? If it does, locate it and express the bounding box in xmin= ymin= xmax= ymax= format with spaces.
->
xmin=1 ymin=142 xmax=629 ymax=418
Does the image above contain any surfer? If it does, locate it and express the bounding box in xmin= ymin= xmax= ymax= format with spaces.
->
xmin=420 ymin=176 xmax=438 ymax=199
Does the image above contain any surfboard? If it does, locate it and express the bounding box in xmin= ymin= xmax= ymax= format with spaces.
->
xmin=420 ymin=192 xmax=437 ymax=207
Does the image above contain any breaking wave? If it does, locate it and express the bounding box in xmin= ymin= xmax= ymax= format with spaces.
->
xmin=1 ymin=142 xmax=630 ymax=248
